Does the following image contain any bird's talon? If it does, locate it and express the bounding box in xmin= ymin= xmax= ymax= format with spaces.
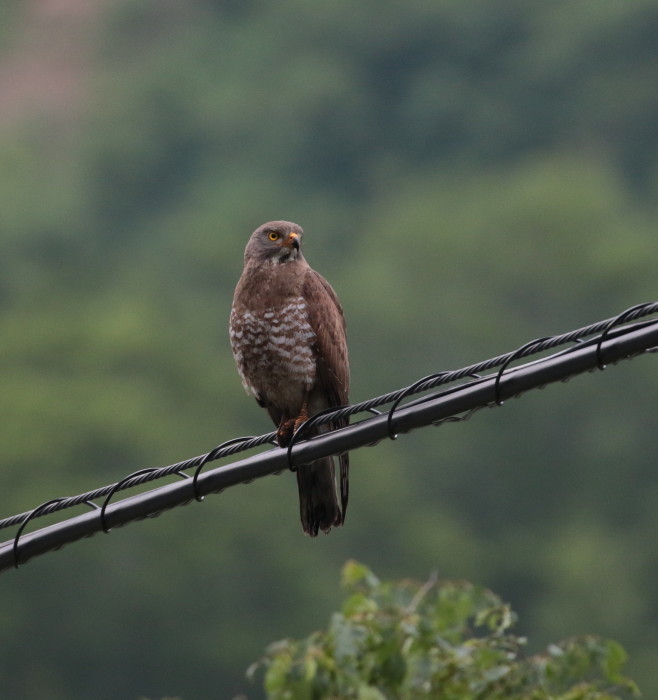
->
xmin=276 ymin=418 xmax=296 ymax=447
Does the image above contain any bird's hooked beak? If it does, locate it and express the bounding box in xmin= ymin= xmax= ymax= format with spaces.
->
xmin=276 ymin=231 xmax=300 ymax=261
xmin=283 ymin=232 xmax=300 ymax=251
xmin=270 ymin=229 xmax=301 ymax=263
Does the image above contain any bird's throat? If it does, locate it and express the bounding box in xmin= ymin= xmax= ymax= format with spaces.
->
xmin=276 ymin=249 xmax=299 ymax=264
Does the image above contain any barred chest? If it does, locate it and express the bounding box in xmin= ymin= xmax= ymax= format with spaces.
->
xmin=229 ymin=296 xmax=318 ymax=406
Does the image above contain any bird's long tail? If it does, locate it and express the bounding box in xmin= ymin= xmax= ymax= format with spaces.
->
xmin=296 ymin=455 xmax=346 ymax=537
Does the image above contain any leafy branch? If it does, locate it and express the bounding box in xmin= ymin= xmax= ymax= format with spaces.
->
xmin=247 ymin=561 xmax=639 ymax=700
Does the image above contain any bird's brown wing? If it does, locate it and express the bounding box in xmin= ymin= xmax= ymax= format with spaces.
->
xmin=303 ymin=269 xmax=349 ymax=409
xmin=303 ymin=268 xmax=350 ymax=517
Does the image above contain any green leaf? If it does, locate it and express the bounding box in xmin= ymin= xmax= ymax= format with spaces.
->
xmin=356 ymin=685 xmax=387 ymax=700
xmin=342 ymin=560 xmax=380 ymax=592
xmin=601 ymin=639 xmax=628 ymax=682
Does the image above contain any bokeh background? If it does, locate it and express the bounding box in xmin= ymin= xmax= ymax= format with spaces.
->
xmin=1 ymin=1 xmax=657 ymax=697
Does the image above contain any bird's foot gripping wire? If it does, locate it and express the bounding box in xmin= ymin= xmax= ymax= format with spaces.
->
xmin=276 ymin=401 xmax=309 ymax=448
xmin=276 ymin=418 xmax=296 ymax=447
xmin=277 ymin=412 xmax=309 ymax=446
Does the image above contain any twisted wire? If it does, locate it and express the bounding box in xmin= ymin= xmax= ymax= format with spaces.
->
xmin=1 ymin=301 xmax=656 ymax=534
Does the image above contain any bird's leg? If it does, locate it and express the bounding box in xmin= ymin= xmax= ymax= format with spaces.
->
xmin=276 ymin=418 xmax=296 ymax=447
xmin=276 ymin=397 xmax=309 ymax=447
xmin=293 ymin=397 xmax=309 ymax=434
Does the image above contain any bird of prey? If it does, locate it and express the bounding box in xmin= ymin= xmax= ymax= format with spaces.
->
xmin=229 ymin=221 xmax=349 ymax=536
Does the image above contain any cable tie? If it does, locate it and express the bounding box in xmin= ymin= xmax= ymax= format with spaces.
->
xmin=493 ymin=337 xmax=552 ymax=406
xmin=13 ymin=498 xmax=66 ymax=568
xmin=100 ymin=469 xmax=158 ymax=533
xmin=386 ymin=373 xmax=450 ymax=440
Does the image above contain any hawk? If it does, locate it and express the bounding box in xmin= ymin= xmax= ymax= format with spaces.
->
xmin=229 ymin=221 xmax=349 ymax=536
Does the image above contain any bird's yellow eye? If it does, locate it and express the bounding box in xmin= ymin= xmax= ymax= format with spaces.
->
xmin=267 ymin=231 xmax=280 ymax=241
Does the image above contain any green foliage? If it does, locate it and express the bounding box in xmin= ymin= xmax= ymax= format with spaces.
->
xmin=250 ymin=562 xmax=638 ymax=700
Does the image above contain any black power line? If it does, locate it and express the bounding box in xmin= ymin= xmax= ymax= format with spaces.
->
xmin=1 ymin=302 xmax=657 ymax=574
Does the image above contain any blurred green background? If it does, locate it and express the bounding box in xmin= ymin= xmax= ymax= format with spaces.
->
xmin=1 ymin=1 xmax=657 ymax=697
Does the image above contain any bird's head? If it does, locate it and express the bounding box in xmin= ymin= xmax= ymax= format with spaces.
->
xmin=244 ymin=221 xmax=304 ymax=265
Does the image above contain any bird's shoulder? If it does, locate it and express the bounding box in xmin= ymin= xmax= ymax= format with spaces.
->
xmin=302 ymin=267 xmax=346 ymax=326
xmin=302 ymin=267 xmax=349 ymax=399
